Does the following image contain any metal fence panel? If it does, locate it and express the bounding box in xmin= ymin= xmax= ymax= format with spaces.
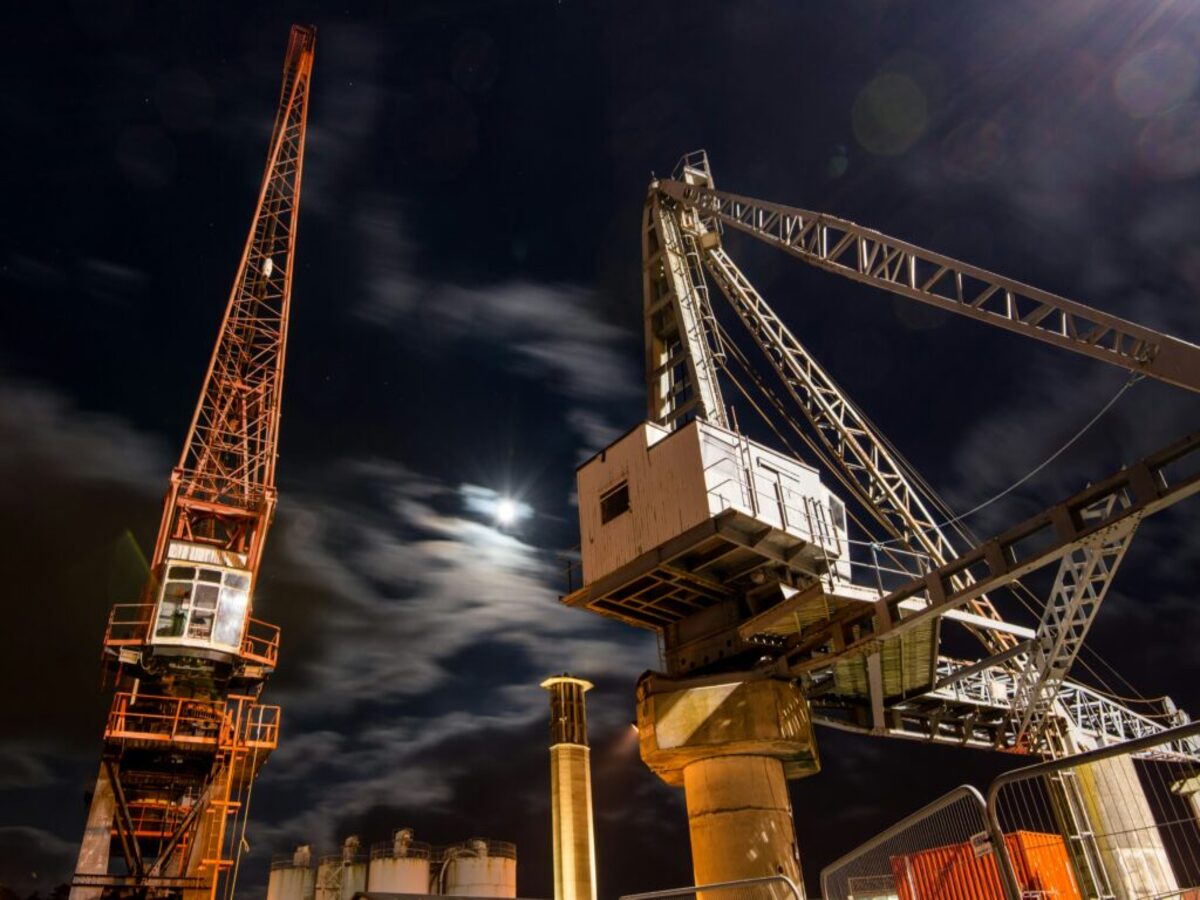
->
xmin=987 ymin=721 xmax=1200 ymax=900
xmin=820 ymin=785 xmax=1007 ymax=899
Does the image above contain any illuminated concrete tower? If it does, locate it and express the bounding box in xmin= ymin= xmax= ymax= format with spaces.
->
xmin=541 ymin=675 xmax=597 ymax=900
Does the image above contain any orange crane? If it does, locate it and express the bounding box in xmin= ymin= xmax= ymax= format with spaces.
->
xmin=70 ymin=25 xmax=315 ymax=900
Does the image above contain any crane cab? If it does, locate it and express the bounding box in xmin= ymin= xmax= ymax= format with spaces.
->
xmin=149 ymin=540 xmax=251 ymax=660
xmin=565 ymin=418 xmax=850 ymax=634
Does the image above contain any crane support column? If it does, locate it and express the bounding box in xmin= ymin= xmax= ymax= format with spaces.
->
xmin=1172 ymin=772 xmax=1200 ymax=823
xmin=636 ymin=673 xmax=818 ymax=895
xmin=1073 ymin=750 xmax=1180 ymax=898
xmin=70 ymin=762 xmax=116 ymax=900
xmin=542 ymin=675 xmax=598 ymax=900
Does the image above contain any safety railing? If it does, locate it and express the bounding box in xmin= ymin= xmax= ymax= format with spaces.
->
xmin=821 ymin=785 xmax=1005 ymax=900
xmin=620 ymin=874 xmax=803 ymax=900
xmin=118 ymin=798 xmax=191 ymax=840
xmin=369 ymin=839 xmax=433 ymax=860
xmin=105 ymin=693 xmax=227 ymax=746
xmin=987 ymin=721 xmax=1200 ymax=900
xmin=271 ymin=852 xmax=314 ymax=871
xmin=432 ymin=839 xmax=517 ymax=861
xmin=102 ymin=602 xmax=279 ymax=669
xmin=828 ymin=540 xmax=936 ymax=605
xmin=104 ymin=603 xmax=154 ymax=646
xmin=702 ymin=461 xmax=842 ymax=559
xmin=239 ymin=701 xmax=281 ymax=749
xmin=242 ymin=616 xmax=280 ymax=667
xmin=822 ymin=722 xmax=1200 ymax=899
xmin=104 ymin=693 xmax=279 ymax=751
xmin=559 ymin=547 xmax=583 ymax=595
xmin=318 ymin=852 xmax=367 ymax=868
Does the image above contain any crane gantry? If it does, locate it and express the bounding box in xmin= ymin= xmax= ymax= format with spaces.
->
xmin=70 ymin=26 xmax=314 ymax=900
xmin=652 ymin=151 xmax=1200 ymax=756
xmin=563 ymin=150 xmax=1200 ymax=895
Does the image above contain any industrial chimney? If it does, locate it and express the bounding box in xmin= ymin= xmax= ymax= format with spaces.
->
xmin=541 ymin=675 xmax=597 ymax=900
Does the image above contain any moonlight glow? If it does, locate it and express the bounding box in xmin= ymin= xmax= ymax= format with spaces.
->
xmin=495 ymin=498 xmax=518 ymax=526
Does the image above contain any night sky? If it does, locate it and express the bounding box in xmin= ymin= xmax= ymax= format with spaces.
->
xmin=4 ymin=2 xmax=1200 ymax=898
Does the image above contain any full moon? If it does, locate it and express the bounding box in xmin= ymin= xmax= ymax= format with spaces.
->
xmin=495 ymin=498 xmax=517 ymax=526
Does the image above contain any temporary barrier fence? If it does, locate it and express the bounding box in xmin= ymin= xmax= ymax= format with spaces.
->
xmin=819 ymin=721 xmax=1200 ymax=899
xmin=820 ymin=785 xmax=1006 ymax=899
xmin=987 ymin=721 xmax=1200 ymax=900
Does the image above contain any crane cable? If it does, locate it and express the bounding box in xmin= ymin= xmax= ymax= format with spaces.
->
xmin=876 ymin=371 xmax=1144 ymax=544
xmin=710 ymin=304 xmax=1164 ymax=711
xmin=712 ymin=322 xmax=912 ymax=571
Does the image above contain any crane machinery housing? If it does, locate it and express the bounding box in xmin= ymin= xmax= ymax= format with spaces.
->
xmin=70 ymin=25 xmax=315 ymax=900
xmin=562 ymin=151 xmax=1200 ymax=897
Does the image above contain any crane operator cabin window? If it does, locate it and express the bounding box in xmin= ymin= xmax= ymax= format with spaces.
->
xmin=154 ymin=565 xmax=250 ymax=650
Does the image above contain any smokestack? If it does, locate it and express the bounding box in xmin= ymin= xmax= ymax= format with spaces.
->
xmin=541 ymin=675 xmax=597 ymax=900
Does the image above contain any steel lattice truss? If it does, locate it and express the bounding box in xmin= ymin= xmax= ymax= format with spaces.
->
xmin=655 ymin=172 xmax=1200 ymax=393
xmin=643 ymin=190 xmax=728 ymax=430
xmin=158 ymin=25 xmax=314 ymax=575
xmin=648 ymin=151 xmax=1200 ymax=757
xmin=71 ymin=27 xmax=315 ymax=900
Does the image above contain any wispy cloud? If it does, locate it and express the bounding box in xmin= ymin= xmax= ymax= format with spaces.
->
xmin=351 ymin=200 xmax=639 ymax=452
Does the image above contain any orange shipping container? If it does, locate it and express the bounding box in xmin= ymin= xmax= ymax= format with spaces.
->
xmin=889 ymin=830 xmax=1081 ymax=900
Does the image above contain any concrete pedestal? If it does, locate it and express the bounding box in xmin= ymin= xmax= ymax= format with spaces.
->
xmin=70 ymin=763 xmax=117 ymax=900
xmin=637 ymin=673 xmax=816 ymax=897
xmin=682 ymin=755 xmax=800 ymax=887
xmin=1076 ymin=752 xmax=1179 ymax=899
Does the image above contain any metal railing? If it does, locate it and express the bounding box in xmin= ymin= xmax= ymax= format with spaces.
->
xmin=104 ymin=692 xmax=280 ymax=750
xmin=369 ymin=839 xmax=433 ymax=860
xmin=102 ymin=602 xmax=280 ymax=667
xmin=242 ymin=616 xmax=281 ymax=667
xmin=821 ymin=785 xmax=1004 ymax=900
xmin=821 ymin=722 xmax=1200 ymax=899
xmin=105 ymin=693 xmax=226 ymax=746
xmin=270 ymin=852 xmax=314 ymax=871
xmin=927 ymin=658 xmax=1199 ymax=758
xmin=987 ymin=721 xmax=1200 ymax=900
xmin=620 ymin=874 xmax=803 ymax=900
xmin=433 ymin=839 xmax=517 ymax=861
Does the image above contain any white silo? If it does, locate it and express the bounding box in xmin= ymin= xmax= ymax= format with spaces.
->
xmin=267 ymin=845 xmax=315 ymax=900
xmin=441 ymin=839 xmax=517 ymax=898
xmin=367 ymin=828 xmax=432 ymax=893
xmin=316 ymin=837 xmax=366 ymax=900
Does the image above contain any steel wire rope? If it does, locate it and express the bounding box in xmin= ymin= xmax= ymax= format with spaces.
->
xmin=874 ymin=372 xmax=1143 ymax=546
xmin=712 ymin=320 xmax=916 ymax=574
xmin=819 ymin=358 xmax=1158 ymax=711
xmin=226 ymin=719 xmax=263 ymax=900
xmin=706 ymin=263 xmax=1165 ymax=729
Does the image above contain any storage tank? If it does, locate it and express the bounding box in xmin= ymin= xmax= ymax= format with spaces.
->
xmin=267 ymin=845 xmax=314 ymax=900
xmin=367 ymin=828 xmax=432 ymax=893
xmin=441 ymin=839 xmax=517 ymax=898
xmin=315 ymin=837 xmax=366 ymax=900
